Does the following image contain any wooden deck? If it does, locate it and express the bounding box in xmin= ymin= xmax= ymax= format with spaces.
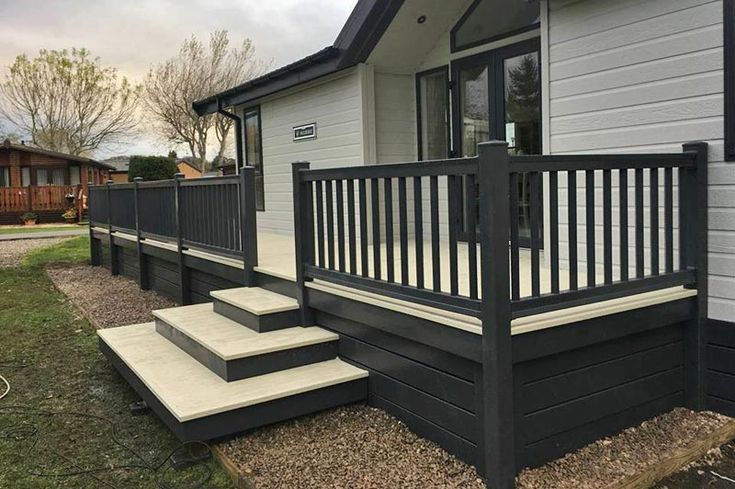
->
xmin=253 ymin=231 xmax=696 ymax=335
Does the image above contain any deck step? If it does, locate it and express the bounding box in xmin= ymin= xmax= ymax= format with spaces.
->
xmin=153 ymin=303 xmax=338 ymax=381
xmin=98 ymin=323 xmax=367 ymax=442
xmin=210 ymin=287 xmax=301 ymax=332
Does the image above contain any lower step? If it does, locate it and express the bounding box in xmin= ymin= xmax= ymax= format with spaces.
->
xmin=98 ymin=323 xmax=368 ymax=442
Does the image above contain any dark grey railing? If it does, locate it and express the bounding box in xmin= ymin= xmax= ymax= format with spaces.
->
xmin=293 ymin=143 xmax=707 ymax=321
xmin=88 ymin=168 xmax=259 ymax=289
xmin=292 ymin=158 xmax=482 ymax=318
xmin=509 ymin=143 xmax=707 ymax=318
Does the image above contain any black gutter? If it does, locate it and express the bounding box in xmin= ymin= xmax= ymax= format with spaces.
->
xmin=217 ymin=98 xmax=243 ymax=175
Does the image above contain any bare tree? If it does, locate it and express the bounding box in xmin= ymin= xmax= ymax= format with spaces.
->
xmin=0 ymin=48 xmax=140 ymax=156
xmin=144 ymin=31 xmax=268 ymax=170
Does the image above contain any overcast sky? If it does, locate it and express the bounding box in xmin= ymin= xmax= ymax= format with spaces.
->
xmin=0 ymin=0 xmax=357 ymax=158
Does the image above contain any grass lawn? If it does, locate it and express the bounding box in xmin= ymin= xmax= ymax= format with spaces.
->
xmin=0 ymin=237 xmax=234 ymax=489
xmin=0 ymin=225 xmax=82 ymax=235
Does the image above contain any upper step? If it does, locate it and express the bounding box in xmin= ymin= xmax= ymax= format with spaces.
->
xmin=210 ymin=287 xmax=302 ymax=332
xmin=154 ymin=303 xmax=338 ymax=380
xmin=98 ymin=323 xmax=367 ymax=438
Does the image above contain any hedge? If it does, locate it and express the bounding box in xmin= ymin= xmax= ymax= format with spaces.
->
xmin=127 ymin=155 xmax=179 ymax=182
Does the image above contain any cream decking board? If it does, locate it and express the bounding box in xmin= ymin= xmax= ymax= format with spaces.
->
xmin=98 ymin=323 xmax=366 ymax=422
xmin=210 ymin=287 xmax=299 ymax=315
xmin=257 ymin=231 xmax=597 ymax=297
xmin=153 ymin=303 xmax=336 ymax=360
xmin=307 ymin=281 xmax=697 ymax=336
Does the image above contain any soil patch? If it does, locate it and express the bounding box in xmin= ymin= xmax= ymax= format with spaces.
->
xmin=47 ymin=264 xmax=175 ymax=329
xmin=0 ymin=238 xmax=66 ymax=268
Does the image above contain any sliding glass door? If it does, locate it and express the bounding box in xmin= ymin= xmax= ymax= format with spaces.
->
xmin=452 ymin=38 xmax=541 ymax=245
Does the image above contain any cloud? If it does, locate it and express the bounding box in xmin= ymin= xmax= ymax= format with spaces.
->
xmin=0 ymin=0 xmax=357 ymax=157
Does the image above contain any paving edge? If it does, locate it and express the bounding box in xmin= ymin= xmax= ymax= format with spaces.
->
xmin=211 ymin=444 xmax=256 ymax=489
xmin=603 ymin=418 xmax=735 ymax=489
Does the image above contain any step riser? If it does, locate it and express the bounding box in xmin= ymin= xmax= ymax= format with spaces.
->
xmin=256 ymin=272 xmax=297 ymax=299
xmin=155 ymin=319 xmax=338 ymax=381
xmin=100 ymin=339 xmax=368 ymax=442
xmin=213 ymin=299 xmax=301 ymax=332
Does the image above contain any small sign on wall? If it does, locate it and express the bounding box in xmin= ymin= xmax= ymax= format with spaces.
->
xmin=293 ymin=122 xmax=317 ymax=141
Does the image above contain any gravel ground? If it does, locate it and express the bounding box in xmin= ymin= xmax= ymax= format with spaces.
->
xmin=218 ymin=404 xmax=486 ymax=489
xmin=218 ymin=406 xmax=734 ymax=489
xmin=0 ymin=238 xmax=66 ymax=267
xmin=47 ymin=264 xmax=176 ymax=328
xmin=517 ymin=408 xmax=732 ymax=489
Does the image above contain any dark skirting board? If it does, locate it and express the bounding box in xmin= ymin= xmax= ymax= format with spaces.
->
xmin=706 ymin=319 xmax=735 ymax=417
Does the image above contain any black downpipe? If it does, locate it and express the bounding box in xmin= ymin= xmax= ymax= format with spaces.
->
xmin=217 ymin=98 xmax=244 ymax=175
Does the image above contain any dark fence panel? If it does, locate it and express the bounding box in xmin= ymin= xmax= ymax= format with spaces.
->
xmin=179 ymin=177 xmax=241 ymax=257
xmin=138 ymin=181 xmax=176 ymax=240
xmin=88 ymin=170 xmax=259 ymax=288
xmin=88 ymin=186 xmax=108 ymax=225
xmin=109 ymin=185 xmax=136 ymax=232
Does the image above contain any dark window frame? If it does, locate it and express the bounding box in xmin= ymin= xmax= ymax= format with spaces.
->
xmin=450 ymin=37 xmax=541 ymax=156
xmin=450 ymin=0 xmax=541 ymax=54
xmin=243 ymin=105 xmax=265 ymax=211
xmin=450 ymin=37 xmax=542 ymax=248
xmin=726 ymin=0 xmax=735 ymax=160
xmin=415 ymin=65 xmax=451 ymax=161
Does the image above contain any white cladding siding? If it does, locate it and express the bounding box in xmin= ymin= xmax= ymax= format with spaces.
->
xmin=546 ymin=0 xmax=735 ymax=321
xmin=254 ymin=69 xmax=364 ymax=235
xmin=374 ymin=72 xmax=417 ymax=164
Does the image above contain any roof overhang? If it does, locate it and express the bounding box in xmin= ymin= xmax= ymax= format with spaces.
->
xmin=193 ymin=0 xmax=404 ymax=116
xmin=1 ymin=140 xmax=114 ymax=170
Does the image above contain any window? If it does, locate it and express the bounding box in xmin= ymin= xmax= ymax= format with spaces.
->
xmin=21 ymin=167 xmax=30 ymax=186
xmin=726 ymin=0 xmax=735 ymax=160
xmin=0 ymin=168 xmax=9 ymax=187
xmin=36 ymin=168 xmax=48 ymax=185
xmin=416 ymin=67 xmax=450 ymax=160
xmin=451 ymin=0 xmax=540 ymax=53
xmin=51 ymin=168 xmax=65 ymax=185
xmin=244 ymin=107 xmax=264 ymax=210
xmin=69 ymin=166 xmax=81 ymax=186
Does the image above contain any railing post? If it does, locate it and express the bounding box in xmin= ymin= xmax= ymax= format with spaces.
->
xmin=89 ymin=188 xmax=100 ymax=266
xmin=292 ymin=161 xmax=315 ymax=326
xmin=239 ymin=165 xmax=258 ymax=287
xmin=682 ymin=141 xmax=708 ymax=411
xmin=477 ymin=141 xmax=515 ymax=489
xmin=133 ymin=177 xmax=149 ymax=290
xmin=173 ymin=173 xmax=190 ymax=305
xmin=106 ymin=180 xmax=119 ymax=276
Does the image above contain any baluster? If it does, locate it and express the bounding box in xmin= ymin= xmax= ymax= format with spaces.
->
xmin=414 ymin=176 xmax=424 ymax=289
xmin=549 ymin=171 xmax=560 ymax=294
xmin=568 ymin=171 xmax=578 ymax=290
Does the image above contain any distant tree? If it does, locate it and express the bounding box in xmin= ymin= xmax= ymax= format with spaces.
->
xmin=127 ymin=155 xmax=178 ymax=181
xmin=505 ymin=54 xmax=540 ymax=124
xmin=168 ymin=149 xmax=178 ymax=160
xmin=144 ymin=30 xmax=268 ymax=171
xmin=0 ymin=48 xmax=141 ymax=156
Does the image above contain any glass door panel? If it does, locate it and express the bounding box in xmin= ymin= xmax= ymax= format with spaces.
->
xmin=503 ymin=51 xmax=541 ymax=243
xmin=459 ymin=66 xmax=489 ymax=158
xmin=451 ymin=39 xmax=541 ymax=245
xmin=417 ymin=69 xmax=449 ymax=160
